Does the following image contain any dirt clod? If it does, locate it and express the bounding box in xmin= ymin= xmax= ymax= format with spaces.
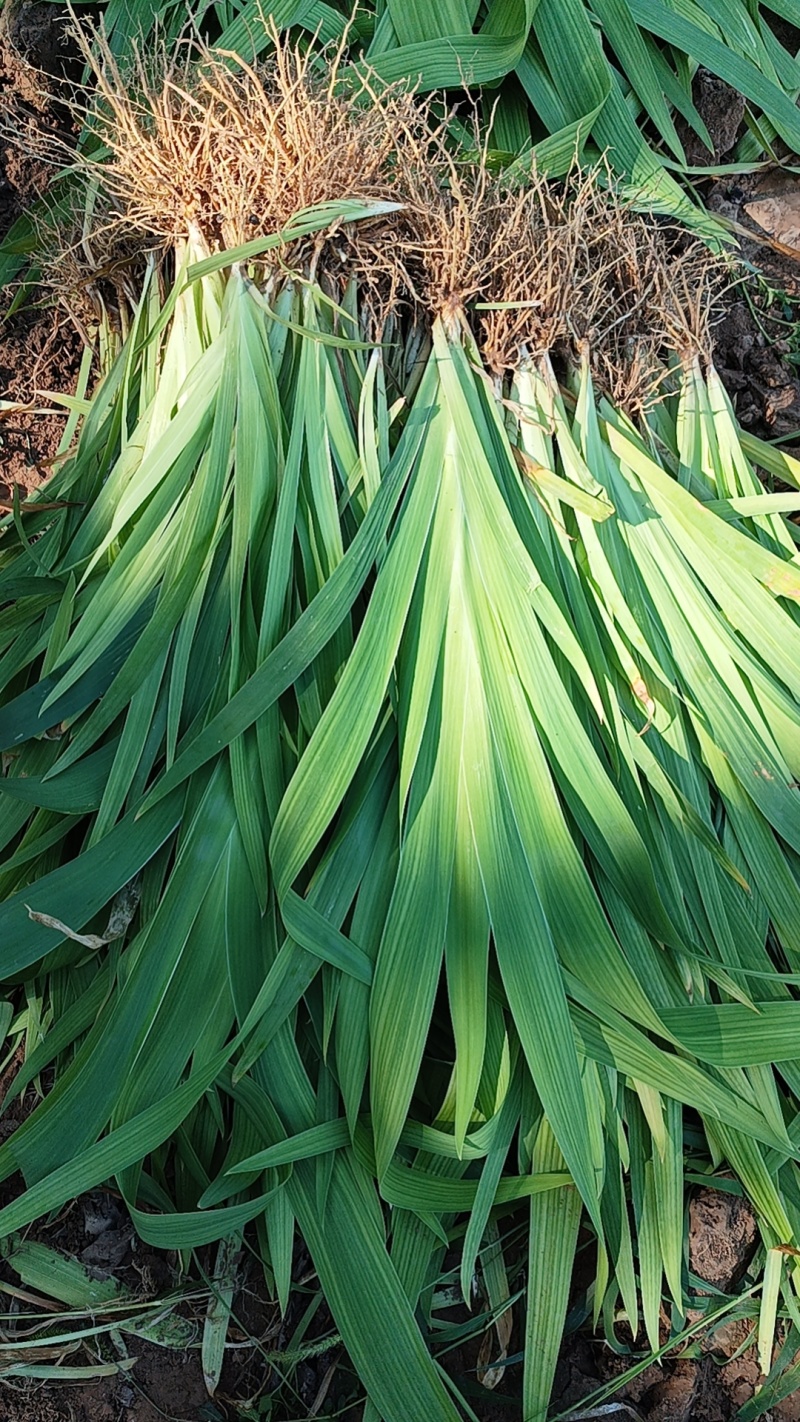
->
xmin=0 ymin=1 xmax=76 ymax=240
xmin=0 ymin=305 xmax=83 ymax=491
xmin=689 ymin=1189 xmax=759 ymax=1292
xmin=708 ymin=169 xmax=800 ymax=444
xmin=676 ymin=72 xmax=745 ymax=166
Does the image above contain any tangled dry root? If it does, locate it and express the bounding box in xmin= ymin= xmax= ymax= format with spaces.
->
xmin=72 ymin=21 xmax=421 ymax=253
xmin=345 ymin=124 xmax=724 ymax=405
xmin=40 ymin=19 xmax=727 ymax=405
xmin=374 ymin=145 xmax=724 ymax=402
xmin=347 ymin=118 xmax=518 ymax=327
xmin=559 ymin=171 xmax=724 ymax=406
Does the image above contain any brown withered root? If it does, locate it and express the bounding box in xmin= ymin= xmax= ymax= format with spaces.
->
xmin=34 ymin=20 xmax=726 ymax=402
xmin=475 ymin=163 xmax=725 ymax=404
xmin=70 ymin=21 xmax=422 ymax=253
xmin=345 ymin=121 xmax=724 ymax=404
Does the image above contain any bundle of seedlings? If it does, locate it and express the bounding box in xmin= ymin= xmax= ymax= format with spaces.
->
xmin=2 ymin=23 xmax=800 ymax=1421
xmin=267 ymin=153 xmax=800 ymax=1414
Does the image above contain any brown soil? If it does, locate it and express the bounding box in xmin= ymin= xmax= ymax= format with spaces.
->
xmin=2 ymin=1177 xmax=795 ymax=1422
xmin=708 ymin=166 xmax=800 ymax=444
xmin=0 ymin=303 xmax=86 ymax=495
xmin=547 ymin=1188 xmax=800 ymax=1422
xmin=0 ymin=1074 xmax=344 ymax=1422
xmin=0 ymin=1 xmax=74 ymax=229
xmin=675 ymin=72 xmax=746 ymax=168
xmin=0 ymin=1 xmax=84 ymax=495
xmin=672 ymin=65 xmax=800 ymax=447
xmin=673 ymin=62 xmax=800 ymax=443
xmin=0 ymin=1341 xmax=212 ymax=1422
xmin=0 ymin=1176 xmax=331 ymax=1419
xmin=556 ymin=1329 xmax=800 ymax=1422
xmin=0 ymin=1223 xmax=347 ymax=1422
xmin=688 ymin=1188 xmax=759 ymax=1293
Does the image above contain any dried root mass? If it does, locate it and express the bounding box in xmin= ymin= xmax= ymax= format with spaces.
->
xmin=55 ymin=22 xmax=726 ymax=401
xmin=74 ymin=22 xmax=419 ymax=252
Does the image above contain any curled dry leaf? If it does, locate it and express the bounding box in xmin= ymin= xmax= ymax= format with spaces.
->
xmin=26 ymin=878 xmax=140 ymax=949
xmin=476 ymin=1304 xmax=513 ymax=1390
xmin=25 ymin=909 xmax=107 ymax=950
xmin=744 ymin=191 xmax=800 ymax=254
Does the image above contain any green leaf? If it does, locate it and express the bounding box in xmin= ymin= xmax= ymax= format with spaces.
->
xmin=0 ymin=1045 xmax=233 ymax=1236
xmin=1 ymin=1237 xmax=123 ymax=1308
xmin=0 ymin=792 xmax=182 ymax=976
